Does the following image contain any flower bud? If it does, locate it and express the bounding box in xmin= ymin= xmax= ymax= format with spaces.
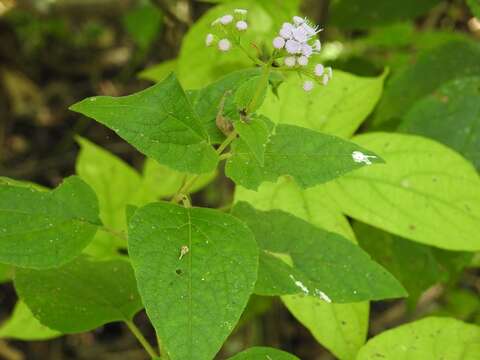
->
xmin=284 ymin=56 xmax=296 ymax=67
xmin=273 ymin=37 xmax=286 ymax=49
xmin=297 ymin=56 xmax=309 ymax=66
xmin=220 ymin=15 xmax=234 ymax=25
xmin=218 ymin=39 xmax=231 ymax=52
xmin=205 ymin=33 xmax=214 ymax=47
xmin=236 ymin=20 xmax=248 ymax=31
xmin=314 ymin=64 xmax=324 ymax=76
xmin=303 ymin=80 xmax=314 ymax=92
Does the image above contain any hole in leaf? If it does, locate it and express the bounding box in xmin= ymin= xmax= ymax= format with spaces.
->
xmin=175 ymin=269 xmax=182 ymax=275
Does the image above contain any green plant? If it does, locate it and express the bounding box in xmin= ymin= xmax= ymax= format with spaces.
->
xmin=1 ymin=2 xmax=480 ymax=360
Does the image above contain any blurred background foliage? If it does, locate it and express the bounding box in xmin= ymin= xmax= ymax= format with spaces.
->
xmin=0 ymin=0 xmax=479 ymax=359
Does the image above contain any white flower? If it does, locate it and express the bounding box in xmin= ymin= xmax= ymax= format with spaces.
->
xmin=352 ymin=151 xmax=377 ymax=165
xmin=279 ymin=22 xmax=294 ymax=39
xmin=313 ymin=39 xmax=321 ymax=51
xmin=285 ymin=39 xmax=302 ymax=54
xmin=234 ymin=8 xmax=248 ymax=15
xmin=301 ymin=21 xmax=322 ymax=36
xmin=301 ymin=44 xmax=313 ymax=57
xmin=292 ymin=27 xmax=308 ymax=42
xmin=284 ymin=56 xmax=296 ymax=67
xmin=205 ymin=33 xmax=214 ymax=47
xmin=293 ymin=16 xmax=305 ymax=26
xmin=314 ymin=64 xmax=324 ymax=76
xmin=273 ymin=36 xmax=286 ymax=49
xmin=303 ymin=80 xmax=314 ymax=92
xmin=297 ymin=56 xmax=309 ymax=66
xmin=322 ymin=74 xmax=330 ymax=85
xmin=220 ymin=14 xmax=234 ymax=25
xmin=218 ymin=38 xmax=231 ymax=52
xmin=236 ymin=20 xmax=248 ymax=31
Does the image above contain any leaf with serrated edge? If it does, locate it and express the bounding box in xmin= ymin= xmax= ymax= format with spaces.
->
xmin=70 ymin=73 xmax=218 ymax=174
xmin=233 ymin=202 xmax=406 ymax=302
xmin=327 ymin=132 xmax=480 ymax=251
xmin=356 ymin=317 xmax=480 ymax=360
xmin=14 ymin=256 xmax=143 ymax=333
xmin=128 ymin=202 xmax=258 ymax=360
xmin=226 ymin=124 xmax=383 ymax=190
xmin=0 ymin=176 xmax=100 ymax=269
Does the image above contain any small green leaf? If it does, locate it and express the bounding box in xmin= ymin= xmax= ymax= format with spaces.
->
xmin=70 ymin=73 xmax=218 ymax=174
xmin=327 ymin=132 xmax=480 ymax=251
xmin=0 ymin=176 xmax=100 ymax=269
xmin=234 ymin=178 xmax=368 ymax=360
xmin=233 ymin=202 xmax=407 ymax=302
xmin=190 ymin=68 xmax=262 ymax=144
xmin=235 ymin=115 xmax=272 ymax=165
xmin=226 ymin=123 xmax=383 ymax=190
xmin=399 ymin=76 xmax=480 ymax=170
xmin=228 ymin=347 xmax=300 ymax=359
xmin=234 ymin=76 xmax=267 ymax=113
xmin=356 ymin=317 xmax=480 ymax=360
xmin=0 ymin=301 xmax=61 ymax=340
xmin=14 ymin=256 xmax=143 ymax=333
xmin=128 ymin=202 xmax=258 ymax=360
xmin=260 ymin=71 xmax=386 ymax=138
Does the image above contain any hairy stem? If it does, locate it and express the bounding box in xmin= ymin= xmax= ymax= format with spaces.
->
xmin=125 ymin=321 xmax=159 ymax=359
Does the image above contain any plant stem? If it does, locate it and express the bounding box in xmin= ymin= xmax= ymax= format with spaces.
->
xmin=246 ymin=60 xmax=272 ymax=114
xmin=126 ymin=321 xmax=159 ymax=359
xmin=100 ymin=226 xmax=127 ymax=241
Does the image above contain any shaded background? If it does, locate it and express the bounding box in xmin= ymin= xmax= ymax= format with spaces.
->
xmin=1 ymin=0 xmax=480 ymax=359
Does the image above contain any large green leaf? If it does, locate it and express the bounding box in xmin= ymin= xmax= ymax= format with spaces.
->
xmin=372 ymin=40 xmax=480 ymax=128
xmin=0 ymin=263 xmax=13 ymax=284
xmin=128 ymin=202 xmax=258 ymax=360
xmin=329 ymin=0 xmax=442 ymax=29
xmin=260 ymin=71 xmax=386 ymax=138
xmin=356 ymin=317 xmax=480 ymax=360
xmin=226 ymin=123 xmax=383 ymax=190
xmin=0 ymin=176 xmax=100 ymax=269
xmin=235 ymin=115 xmax=272 ymax=165
xmin=76 ymin=137 xmax=145 ymax=257
xmin=228 ymin=347 xmax=300 ymax=359
xmin=354 ymin=221 xmax=443 ymax=307
xmin=70 ymin=73 xmax=218 ymax=174
xmin=0 ymin=301 xmax=61 ymax=340
xmin=233 ymin=202 xmax=406 ymax=302
xmin=235 ymin=177 xmax=368 ymax=360
xmin=177 ymin=0 xmax=299 ymax=88
xmin=327 ymin=132 xmax=480 ymax=251
xmin=14 ymin=256 xmax=143 ymax=333
xmin=399 ymin=76 xmax=480 ymax=170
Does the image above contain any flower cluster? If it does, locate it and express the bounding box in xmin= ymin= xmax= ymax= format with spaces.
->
xmin=205 ymin=9 xmax=248 ymax=52
xmin=273 ymin=16 xmax=332 ymax=91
